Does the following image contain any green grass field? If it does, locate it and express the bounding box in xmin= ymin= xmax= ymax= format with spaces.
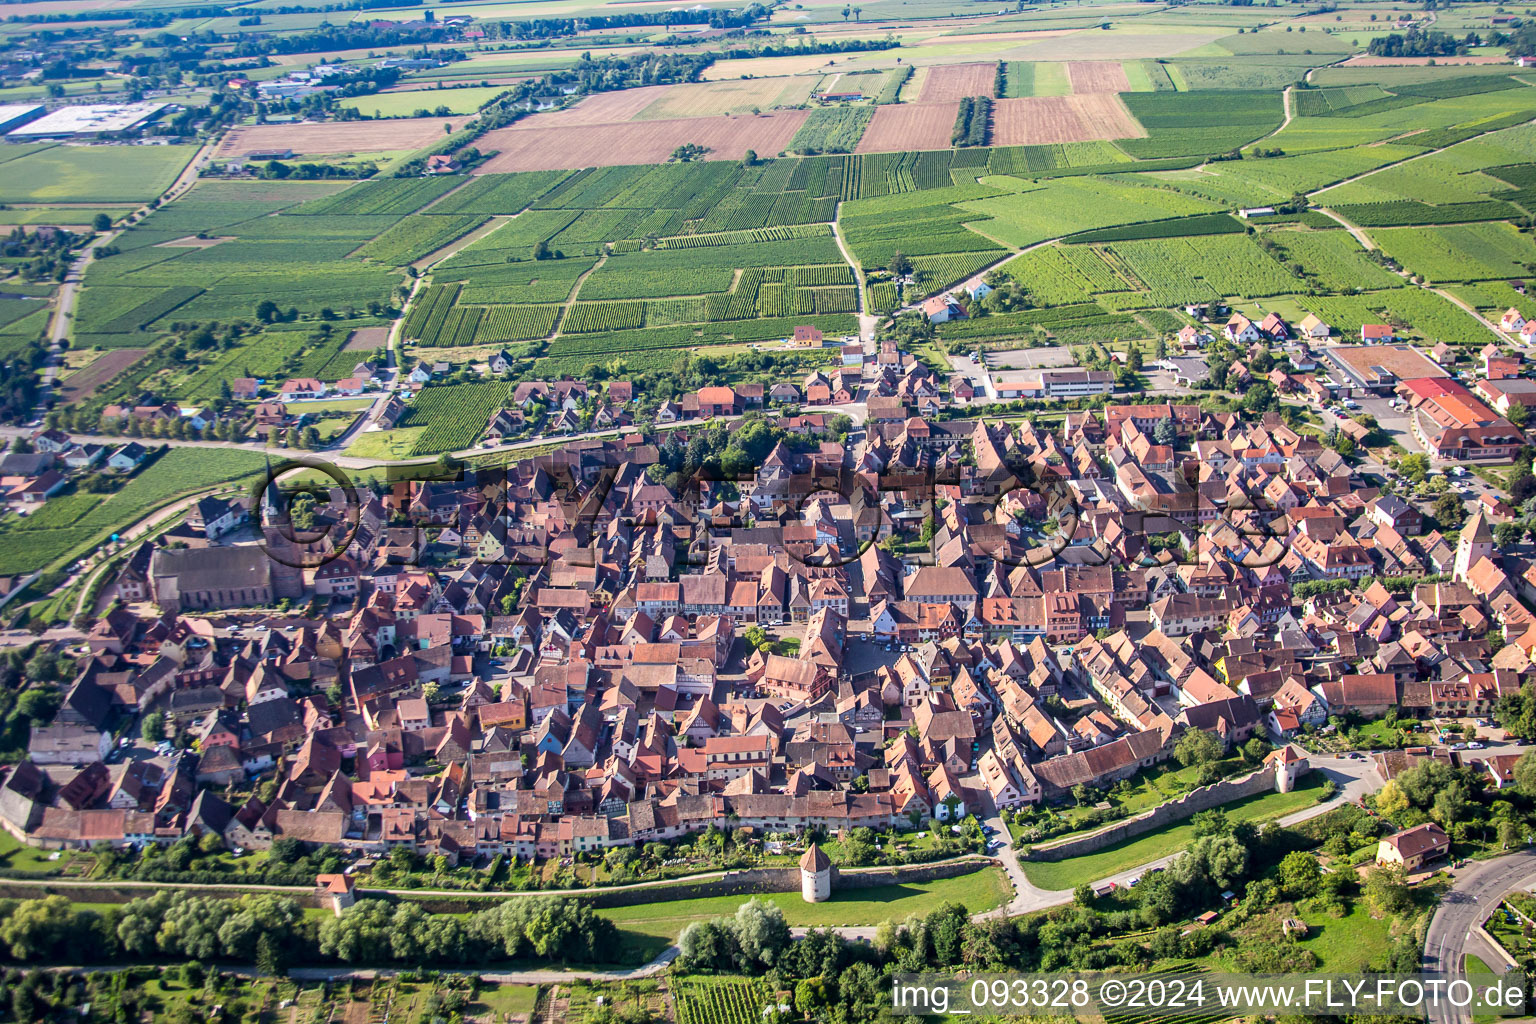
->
xmin=598 ymin=866 xmax=1010 ymax=959
xmin=1021 ymin=775 xmax=1330 ymax=890
xmin=338 ymin=86 xmax=509 ymax=117
xmin=0 ymin=145 xmax=195 ymax=204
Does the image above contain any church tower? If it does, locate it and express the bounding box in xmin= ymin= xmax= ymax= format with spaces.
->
xmin=1454 ymin=510 xmax=1495 ymax=583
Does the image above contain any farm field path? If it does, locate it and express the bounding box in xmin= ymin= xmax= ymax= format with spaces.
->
xmin=830 ymin=209 xmax=873 ymax=343
xmin=388 ymin=275 xmax=428 ymax=383
xmin=549 ymin=253 xmax=608 ymax=337
xmin=48 ymin=227 xmax=116 ymax=349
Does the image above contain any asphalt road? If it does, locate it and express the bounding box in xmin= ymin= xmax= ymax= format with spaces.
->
xmin=1421 ymin=850 xmax=1536 ymax=1024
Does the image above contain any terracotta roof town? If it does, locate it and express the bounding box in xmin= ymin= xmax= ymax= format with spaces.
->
xmin=10 ymin=393 xmax=1535 ymax=864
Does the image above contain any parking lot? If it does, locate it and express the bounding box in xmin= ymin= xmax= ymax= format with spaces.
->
xmin=983 ymin=345 xmax=1077 ymax=370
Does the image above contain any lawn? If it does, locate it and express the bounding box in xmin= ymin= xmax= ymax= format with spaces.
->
xmin=0 ymin=144 xmax=195 ymax=204
xmin=1293 ymin=897 xmax=1397 ymax=972
xmin=337 ymin=86 xmax=508 ymax=117
xmin=345 ymin=426 xmax=428 ymax=460
xmin=1465 ymin=953 xmax=1503 ymax=1024
xmin=597 ymin=866 xmax=1010 ymax=958
xmin=1021 ymin=774 xmax=1331 ymax=890
xmin=0 ymin=828 xmax=80 ymax=876
xmin=469 ymin=984 xmax=539 ymax=1017
xmin=292 ymin=397 xmax=374 ymax=414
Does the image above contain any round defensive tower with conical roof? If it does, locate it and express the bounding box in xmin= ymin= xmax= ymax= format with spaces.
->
xmin=800 ymin=843 xmax=832 ymax=903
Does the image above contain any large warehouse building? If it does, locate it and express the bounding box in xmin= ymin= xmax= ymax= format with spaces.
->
xmin=0 ymin=104 xmax=43 ymax=135
xmin=7 ymin=101 xmax=168 ymax=138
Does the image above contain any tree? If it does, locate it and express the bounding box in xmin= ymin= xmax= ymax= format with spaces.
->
xmin=255 ymin=299 xmax=279 ymax=323
xmin=92 ymin=213 xmax=112 ymax=232
xmin=1514 ymin=750 xmax=1536 ymax=798
xmin=140 ymin=710 xmax=166 ymax=744
xmin=1174 ymin=728 xmax=1224 ymax=767
xmin=733 ymin=898 xmax=791 ymax=968
xmin=15 ymin=689 xmax=58 ymax=723
xmin=1190 ymin=808 xmax=1229 ymax=838
xmin=256 ymin=932 xmax=282 ymax=975
xmin=888 ymin=251 xmax=913 ymax=280
xmin=1398 ymin=453 xmax=1431 ymax=483
xmin=1433 ymin=491 xmax=1466 ymax=529
xmin=1278 ymin=850 xmax=1321 ymax=898
xmin=1363 ymin=864 xmax=1414 ymax=916
xmin=1496 ymin=522 xmax=1526 ymax=547
xmin=1376 ymin=779 xmax=1410 ymax=816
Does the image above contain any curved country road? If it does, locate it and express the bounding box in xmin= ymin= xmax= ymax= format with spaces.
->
xmin=1422 ymin=850 xmax=1536 ymax=1024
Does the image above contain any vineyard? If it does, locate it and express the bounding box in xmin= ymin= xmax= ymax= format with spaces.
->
xmin=1002 ymin=245 xmax=1131 ymax=305
xmin=1103 ymin=234 xmax=1301 ymax=304
xmin=908 ymin=252 xmax=1003 ymax=293
xmin=356 ymin=215 xmax=490 ymax=266
xmin=874 ymin=65 xmax=912 ymax=104
xmin=477 ymin=305 xmax=561 ymax=343
xmin=1118 ymin=89 xmax=1284 ymax=159
xmin=788 ymin=107 xmax=874 ymax=154
xmin=422 ymin=170 xmax=572 ymax=216
xmin=674 ymin=977 xmax=779 ymax=1024
xmin=1265 ymin=228 xmax=1403 ymax=293
xmin=1331 ymin=200 xmax=1522 ymax=227
xmin=286 ymin=177 xmax=461 ymax=217
xmin=1063 ymin=213 xmax=1244 ymax=244
xmin=396 ymin=382 xmax=512 ymax=455
xmin=1297 ymin=288 xmax=1492 ymax=347
xmin=1374 ymin=222 xmax=1536 ymax=283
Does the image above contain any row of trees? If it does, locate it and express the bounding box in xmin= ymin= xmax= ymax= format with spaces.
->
xmin=318 ymin=896 xmax=618 ymax=965
xmin=0 ymin=889 xmax=620 ymax=970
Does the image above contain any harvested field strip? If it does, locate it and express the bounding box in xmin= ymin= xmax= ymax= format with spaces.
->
xmin=991 ymin=95 xmax=1146 ymax=146
xmin=1066 ymin=61 xmax=1130 ymax=94
xmin=56 ymin=348 xmax=144 ymax=404
xmin=513 ymin=86 xmax=671 ymax=127
xmin=855 ymin=102 xmax=961 ymax=154
xmin=920 ymin=62 xmax=998 ymax=102
xmin=216 ymin=118 xmax=451 ymax=157
xmin=475 ymin=112 xmax=811 ymax=173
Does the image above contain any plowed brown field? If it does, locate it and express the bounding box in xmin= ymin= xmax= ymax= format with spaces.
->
xmin=475 ymin=111 xmax=810 ymax=172
xmin=919 ymin=62 xmax=997 ymax=101
xmin=854 ymin=101 xmax=960 ymax=153
xmin=217 ymin=119 xmax=450 ymax=157
xmin=990 ymin=94 xmax=1145 ymax=146
xmin=1065 ymin=61 xmax=1130 ymax=94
